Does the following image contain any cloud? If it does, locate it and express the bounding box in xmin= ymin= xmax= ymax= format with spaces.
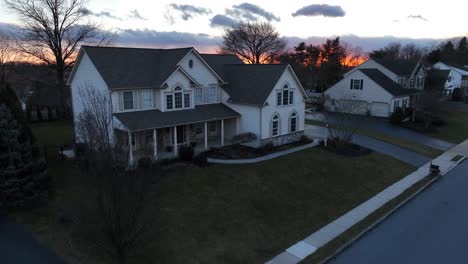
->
xmin=231 ymin=3 xmax=280 ymax=22
xmin=129 ymin=10 xmax=147 ymax=21
xmin=292 ymin=4 xmax=345 ymax=17
xmin=210 ymin=15 xmax=240 ymax=28
xmin=80 ymin=8 xmax=122 ymax=20
xmin=408 ymin=14 xmax=428 ymax=22
xmin=114 ymin=28 xmax=221 ymax=53
xmin=169 ymin=4 xmax=212 ymax=21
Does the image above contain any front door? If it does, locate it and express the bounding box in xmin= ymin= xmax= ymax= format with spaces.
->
xmin=176 ymin=125 xmax=185 ymax=145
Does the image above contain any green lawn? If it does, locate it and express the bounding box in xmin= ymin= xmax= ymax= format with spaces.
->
xmin=430 ymin=108 xmax=468 ymax=143
xmin=14 ymin=120 xmax=415 ymax=264
xmin=306 ymin=120 xmax=442 ymax=158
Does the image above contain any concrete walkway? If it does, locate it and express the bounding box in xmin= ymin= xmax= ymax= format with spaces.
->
xmin=207 ymin=141 xmax=319 ymax=164
xmin=265 ymin=140 xmax=468 ymax=264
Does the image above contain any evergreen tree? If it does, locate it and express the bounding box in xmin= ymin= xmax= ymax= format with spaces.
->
xmin=0 ymin=104 xmax=50 ymax=210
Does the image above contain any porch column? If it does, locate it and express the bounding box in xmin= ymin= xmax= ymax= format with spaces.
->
xmin=204 ymin=121 xmax=208 ymax=150
xmin=128 ymin=132 xmax=134 ymax=165
xmin=173 ymin=126 xmax=178 ymax=156
xmin=220 ymin=119 xmax=224 ymax=146
xmin=153 ymin=129 xmax=158 ymax=160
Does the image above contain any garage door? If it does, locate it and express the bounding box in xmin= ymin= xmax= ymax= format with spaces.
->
xmin=335 ymin=100 xmax=368 ymax=115
xmin=370 ymin=102 xmax=389 ymax=117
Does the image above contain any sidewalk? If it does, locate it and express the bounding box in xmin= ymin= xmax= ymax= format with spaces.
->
xmin=266 ymin=139 xmax=468 ymax=264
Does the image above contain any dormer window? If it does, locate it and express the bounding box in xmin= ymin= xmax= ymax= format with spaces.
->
xmin=188 ymin=59 xmax=194 ymax=68
xmin=277 ymin=84 xmax=294 ymax=106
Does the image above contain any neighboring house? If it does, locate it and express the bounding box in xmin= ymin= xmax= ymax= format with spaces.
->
xmin=433 ymin=61 xmax=468 ymax=96
xmin=67 ymin=46 xmax=307 ymax=163
xmin=325 ymin=68 xmax=422 ymax=117
xmin=326 ymin=58 xmax=426 ymax=117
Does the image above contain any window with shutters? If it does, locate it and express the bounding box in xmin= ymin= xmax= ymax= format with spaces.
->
xmin=184 ymin=93 xmax=190 ymax=108
xmin=195 ymin=88 xmax=203 ymax=104
xmin=166 ymin=94 xmax=173 ymax=110
xmin=142 ymin=90 xmax=152 ymax=109
xmin=350 ymin=79 xmax=363 ymax=90
xmin=123 ymin=91 xmax=134 ymax=110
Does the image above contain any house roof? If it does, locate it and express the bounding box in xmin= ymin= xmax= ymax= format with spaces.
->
xmin=222 ymin=64 xmax=289 ymax=106
xmin=359 ymin=69 xmax=422 ymax=96
xmin=81 ymin=46 xmax=193 ymax=89
xmin=200 ymin=54 xmax=244 ymax=79
xmin=439 ymin=61 xmax=468 ymax=71
xmin=374 ymin=58 xmax=418 ymax=76
xmin=114 ymin=103 xmax=240 ymax=131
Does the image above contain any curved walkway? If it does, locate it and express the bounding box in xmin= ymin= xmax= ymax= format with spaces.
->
xmin=207 ymin=141 xmax=319 ymax=164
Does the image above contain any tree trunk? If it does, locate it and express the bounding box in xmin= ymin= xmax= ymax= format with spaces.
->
xmin=55 ymin=61 xmax=68 ymax=118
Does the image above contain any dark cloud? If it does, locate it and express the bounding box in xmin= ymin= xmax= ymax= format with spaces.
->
xmin=169 ymin=4 xmax=212 ymax=21
xmin=408 ymin=14 xmax=428 ymax=22
xmin=114 ymin=28 xmax=221 ymax=52
xmin=129 ymin=10 xmax=147 ymax=21
xmin=292 ymin=4 xmax=345 ymax=17
xmin=80 ymin=8 xmax=122 ymax=20
xmin=231 ymin=3 xmax=280 ymax=22
xmin=210 ymin=15 xmax=240 ymax=28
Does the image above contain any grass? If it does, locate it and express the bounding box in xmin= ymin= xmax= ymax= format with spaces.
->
xmin=14 ymin=120 xmax=415 ymax=264
xmin=430 ymin=108 xmax=468 ymax=143
xmin=306 ymin=120 xmax=443 ymax=158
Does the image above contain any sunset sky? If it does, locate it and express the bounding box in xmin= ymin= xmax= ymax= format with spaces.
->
xmin=1 ymin=0 xmax=467 ymax=52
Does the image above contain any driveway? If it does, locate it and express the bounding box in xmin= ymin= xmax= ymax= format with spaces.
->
xmin=0 ymin=216 xmax=64 ymax=264
xmin=306 ymin=112 xmax=455 ymax=151
xmin=327 ymin=160 xmax=468 ymax=264
xmin=305 ymin=125 xmax=432 ymax=167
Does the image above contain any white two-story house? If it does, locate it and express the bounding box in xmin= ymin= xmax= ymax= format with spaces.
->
xmin=433 ymin=61 xmax=468 ymax=96
xmin=67 ymin=46 xmax=307 ymax=163
xmin=325 ymin=58 xmax=425 ymax=117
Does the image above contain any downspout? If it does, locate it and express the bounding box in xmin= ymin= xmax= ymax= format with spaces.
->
xmin=259 ymin=105 xmax=263 ymax=144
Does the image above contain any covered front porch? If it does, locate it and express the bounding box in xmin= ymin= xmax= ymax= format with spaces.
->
xmin=113 ymin=104 xmax=241 ymax=164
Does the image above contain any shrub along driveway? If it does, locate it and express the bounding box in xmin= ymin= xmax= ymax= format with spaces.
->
xmin=306 ymin=112 xmax=455 ymax=151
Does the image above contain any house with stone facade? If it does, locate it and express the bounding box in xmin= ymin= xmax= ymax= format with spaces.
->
xmin=67 ymin=46 xmax=307 ymax=163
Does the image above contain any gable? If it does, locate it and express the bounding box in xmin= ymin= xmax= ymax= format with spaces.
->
xmin=348 ymin=59 xmax=399 ymax=81
xmin=177 ymin=49 xmax=223 ymax=85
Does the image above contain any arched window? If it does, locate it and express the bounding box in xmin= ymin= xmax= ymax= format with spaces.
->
xmin=166 ymin=86 xmax=191 ymax=110
xmin=277 ymin=83 xmax=294 ymax=106
xmin=271 ymin=114 xmax=280 ymax=136
xmin=290 ymin=112 xmax=297 ymax=132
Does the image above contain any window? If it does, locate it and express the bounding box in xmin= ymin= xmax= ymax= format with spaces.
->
xmin=188 ymin=59 xmax=194 ymax=68
xmin=209 ymin=121 xmax=217 ymax=133
xmin=208 ymin=86 xmax=217 ymax=103
xmin=166 ymin=94 xmax=173 ymax=110
xmin=402 ymin=98 xmax=408 ymax=109
xmin=278 ymin=84 xmax=294 ymax=106
xmin=290 ymin=112 xmax=297 ymax=132
xmin=417 ymin=77 xmax=424 ymax=87
xmin=350 ymin=79 xmax=363 ymax=90
xmin=184 ymin=93 xmax=190 ymax=108
xmin=393 ymin=100 xmax=399 ymax=111
xmin=410 ymin=78 xmax=415 ymax=88
xmin=123 ymin=91 xmax=133 ymax=110
xmin=142 ymin=90 xmax=152 ymax=109
xmin=195 ymin=88 xmax=203 ymax=104
xmin=448 ymin=76 xmax=452 ymax=82
xmin=195 ymin=125 xmax=203 ymax=135
xmin=174 ymin=87 xmax=183 ymax=109
xmin=271 ymin=114 xmax=279 ymax=136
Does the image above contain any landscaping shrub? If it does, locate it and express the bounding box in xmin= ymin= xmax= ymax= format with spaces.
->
xmin=193 ymin=152 xmax=208 ymax=167
xmin=178 ymin=146 xmax=194 ymax=161
xmin=390 ymin=107 xmax=405 ymax=125
xmin=452 ymin=88 xmax=463 ymax=101
xmin=299 ymin=135 xmax=312 ymax=144
xmin=231 ymin=132 xmax=257 ymax=144
xmin=404 ymin=107 xmax=414 ymax=118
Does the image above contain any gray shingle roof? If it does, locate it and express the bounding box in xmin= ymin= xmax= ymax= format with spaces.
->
xmin=222 ymin=64 xmax=288 ymax=106
xmin=359 ymin=69 xmax=422 ymax=96
xmin=200 ymin=54 xmax=244 ymax=80
xmin=114 ymin=104 xmax=240 ymax=131
xmin=374 ymin=58 xmax=418 ymax=76
xmin=82 ymin=46 xmax=192 ymax=89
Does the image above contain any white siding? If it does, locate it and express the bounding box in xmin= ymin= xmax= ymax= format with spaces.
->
xmin=325 ymin=70 xmax=394 ymax=117
xmin=224 ymin=101 xmax=261 ymax=138
xmin=70 ymin=52 xmax=115 ymax=143
xmin=260 ymin=68 xmax=306 ymax=139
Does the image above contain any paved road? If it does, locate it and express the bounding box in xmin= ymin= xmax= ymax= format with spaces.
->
xmin=304 ymin=125 xmax=432 ymax=167
xmin=0 ymin=216 xmax=64 ymax=264
xmin=306 ymin=112 xmax=455 ymax=151
xmin=328 ymin=160 xmax=468 ymax=264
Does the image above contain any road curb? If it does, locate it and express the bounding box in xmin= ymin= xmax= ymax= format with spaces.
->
xmin=317 ymin=156 xmax=466 ymax=264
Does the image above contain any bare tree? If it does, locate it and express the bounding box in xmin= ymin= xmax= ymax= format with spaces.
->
xmin=413 ymin=91 xmax=441 ymax=128
xmin=0 ymin=31 xmax=17 ymax=84
xmin=220 ymin=22 xmax=287 ymax=64
xmin=76 ymin=83 xmax=113 ymax=152
xmin=4 ymin=0 xmax=113 ymax=109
